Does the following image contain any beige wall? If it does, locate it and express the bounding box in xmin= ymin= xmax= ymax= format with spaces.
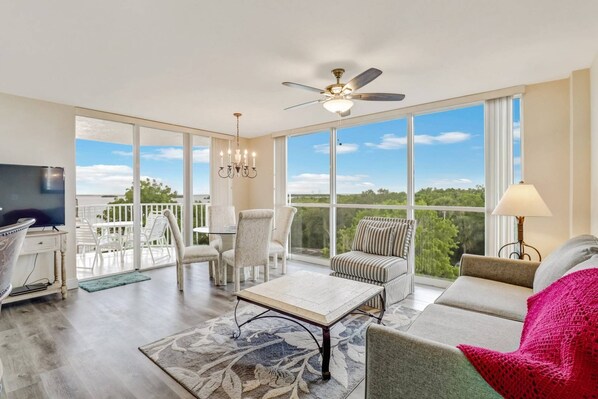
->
xmin=247 ymin=135 xmax=274 ymax=210
xmin=0 ymin=93 xmax=77 ymax=288
xmin=523 ymin=73 xmax=592 ymax=258
xmin=591 ymin=55 xmax=598 ymax=235
xmin=569 ymin=69 xmax=591 ymax=236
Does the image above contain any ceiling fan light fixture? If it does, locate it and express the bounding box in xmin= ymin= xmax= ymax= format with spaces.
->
xmin=323 ymin=98 xmax=354 ymax=114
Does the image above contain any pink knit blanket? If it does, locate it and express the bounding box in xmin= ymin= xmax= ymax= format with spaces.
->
xmin=458 ymin=268 xmax=598 ymax=399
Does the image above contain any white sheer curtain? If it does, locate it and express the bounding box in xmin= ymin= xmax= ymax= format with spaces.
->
xmin=485 ymin=96 xmax=516 ymax=257
xmin=274 ymin=136 xmax=287 ymax=210
xmin=210 ymin=137 xmax=233 ymax=207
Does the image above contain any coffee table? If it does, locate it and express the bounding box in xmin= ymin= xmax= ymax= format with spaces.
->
xmin=232 ymin=270 xmax=385 ymax=380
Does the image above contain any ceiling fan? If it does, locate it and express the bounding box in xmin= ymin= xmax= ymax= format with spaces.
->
xmin=282 ymin=67 xmax=405 ymax=117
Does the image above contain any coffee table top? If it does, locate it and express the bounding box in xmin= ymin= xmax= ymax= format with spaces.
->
xmin=236 ymin=270 xmax=383 ymax=327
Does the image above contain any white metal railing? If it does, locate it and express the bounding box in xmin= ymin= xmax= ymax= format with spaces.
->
xmin=75 ymin=202 xmax=209 ymax=245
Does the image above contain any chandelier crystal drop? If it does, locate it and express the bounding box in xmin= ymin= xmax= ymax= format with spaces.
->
xmin=218 ymin=113 xmax=257 ymax=179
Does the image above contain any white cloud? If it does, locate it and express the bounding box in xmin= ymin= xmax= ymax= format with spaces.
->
xmin=313 ymin=143 xmax=359 ymax=154
xmin=76 ymin=164 xmax=135 ymax=195
xmin=288 ymin=173 xmax=375 ymax=194
xmin=114 ymin=147 xmax=210 ymax=163
xmin=514 ymin=156 xmax=521 ymax=165
xmin=513 ymin=122 xmax=520 ymax=141
xmin=366 ymin=131 xmax=471 ymax=149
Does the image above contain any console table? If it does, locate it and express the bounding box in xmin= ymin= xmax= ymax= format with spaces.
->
xmin=4 ymin=230 xmax=68 ymax=304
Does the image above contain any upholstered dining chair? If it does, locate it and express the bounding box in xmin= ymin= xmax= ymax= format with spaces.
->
xmin=207 ymin=205 xmax=236 ymax=279
xmin=221 ymin=209 xmax=274 ymax=293
xmin=163 ymin=209 xmax=219 ymax=291
xmin=269 ymin=206 xmax=297 ymax=274
xmin=0 ymin=218 xmax=35 ymax=313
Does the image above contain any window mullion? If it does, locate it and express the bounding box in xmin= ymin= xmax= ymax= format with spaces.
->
xmin=330 ymin=127 xmax=337 ymax=258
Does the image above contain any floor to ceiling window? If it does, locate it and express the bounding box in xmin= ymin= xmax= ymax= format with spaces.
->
xmin=287 ymin=131 xmax=330 ymax=261
xmin=287 ymin=99 xmax=499 ymax=283
xmin=75 ymin=115 xmax=211 ymax=280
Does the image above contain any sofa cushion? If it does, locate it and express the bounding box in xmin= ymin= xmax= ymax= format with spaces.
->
xmin=435 ymin=276 xmax=532 ymax=322
xmin=330 ymin=251 xmax=407 ymax=283
xmin=533 ymin=234 xmax=598 ymax=293
xmin=407 ymin=304 xmax=523 ymax=352
xmin=564 ymin=254 xmax=598 ymax=276
xmin=362 ymin=224 xmax=394 ymax=256
xmin=352 ymin=217 xmax=415 ymax=258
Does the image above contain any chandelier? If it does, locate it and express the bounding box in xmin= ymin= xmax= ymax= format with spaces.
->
xmin=218 ymin=113 xmax=257 ymax=179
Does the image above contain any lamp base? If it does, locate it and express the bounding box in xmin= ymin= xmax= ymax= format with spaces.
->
xmin=498 ymin=240 xmax=542 ymax=261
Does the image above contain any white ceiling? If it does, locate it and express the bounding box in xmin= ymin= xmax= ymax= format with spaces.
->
xmin=1 ymin=1 xmax=597 ymax=137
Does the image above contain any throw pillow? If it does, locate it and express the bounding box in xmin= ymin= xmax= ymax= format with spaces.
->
xmin=362 ymin=225 xmax=395 ymax=256
xmin=533 ymin=234 xmax=598 ymax=293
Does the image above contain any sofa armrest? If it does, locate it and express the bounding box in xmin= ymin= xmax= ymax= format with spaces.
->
xmin=459 ymin=254 xmax=540 ymax=288
xmin=366 ymin=324 xmax=500 ymax=399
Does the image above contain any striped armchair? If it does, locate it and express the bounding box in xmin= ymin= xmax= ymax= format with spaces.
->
xmin=330 ymin=217 xmax=416 ymax=309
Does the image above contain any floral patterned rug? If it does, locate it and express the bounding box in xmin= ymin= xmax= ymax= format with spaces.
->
xmin=139 ymin=303 xmax=420 ymax=399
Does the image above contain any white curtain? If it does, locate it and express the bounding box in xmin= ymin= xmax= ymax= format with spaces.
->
xmin=485 ymin=96 xmax=516 ymax=257
xmin=274 ymin=136 xmax=287 ymax=209
xmin=210 ymin=137 xmax=233 ymax=207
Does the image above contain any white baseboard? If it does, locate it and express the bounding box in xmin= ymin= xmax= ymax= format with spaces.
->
xmin=66 ymin=278 xmax=79 ymax=290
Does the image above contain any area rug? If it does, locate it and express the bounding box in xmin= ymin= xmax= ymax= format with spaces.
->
xmin=139 ymin=303 xmax=420 ymax=399
xmin=79 ymin=272 xmax=151 ymax=292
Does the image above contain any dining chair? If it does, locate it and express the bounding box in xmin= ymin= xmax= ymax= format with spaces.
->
xmin=269 ymin=206 xmax=297 ymax=274
xmin=221 ymin=209 xmax=274 ymax=293
xmin=163 ymin=209 xmax=219 ymax=291
xmin=207 ymin=205 xmax=236 ymax=279
xmin=76 ymin=217 xmax=123 ymax=269
xmin=0 ymin=218 xmax=35 ymax=313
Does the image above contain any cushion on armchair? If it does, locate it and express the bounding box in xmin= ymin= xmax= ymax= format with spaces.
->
xmin=352 ymin=217 xmax=415 ymax=259
xmin=330 ymin=251 xmax=407 ymax=283
xmin=362 ymin=224 xmax=394 ymax=256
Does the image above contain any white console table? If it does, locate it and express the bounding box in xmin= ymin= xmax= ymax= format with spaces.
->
xmin=4 ymin=230 xmax=68 ymax=304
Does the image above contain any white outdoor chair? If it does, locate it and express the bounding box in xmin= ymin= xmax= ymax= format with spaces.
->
xmin=269 ymin=206 xmax=297 ymax=274
xmin=163 ymin=209 xmax=219 ymax=291
xmin=140 ymin=212 xmax=170 ymax=265
xmin=76 ymin=217 xmax=123 ymax=269
xmin=221 ymin=209 xmax=274 ymax=293
xmin=207 ymin=205 xmax=236 ymax=278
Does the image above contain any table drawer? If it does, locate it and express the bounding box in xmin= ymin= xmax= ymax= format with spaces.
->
xmin=21 ymin=235 xmax=60 ymax=254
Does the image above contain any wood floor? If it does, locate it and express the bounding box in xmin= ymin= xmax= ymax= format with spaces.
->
xmin=0 ymin=260 xmax=443 ymax=399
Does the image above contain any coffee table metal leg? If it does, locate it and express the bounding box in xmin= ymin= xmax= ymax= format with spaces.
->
xmin=322 ymin=327 xmax=331 ymax=380
xmin=378 ymin=292 xmax=386 ymax=324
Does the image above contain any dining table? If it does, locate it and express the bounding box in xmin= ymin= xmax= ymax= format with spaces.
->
xmin=193 ymin=225 xmax=251 ymax=285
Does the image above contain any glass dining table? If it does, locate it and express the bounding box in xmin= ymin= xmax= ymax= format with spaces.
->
xmin=193 ymin=225 xmax=251 ymax=285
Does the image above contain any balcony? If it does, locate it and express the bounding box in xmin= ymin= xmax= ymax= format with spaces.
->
xmin=75 ymin=202 xmax=208 ymax=279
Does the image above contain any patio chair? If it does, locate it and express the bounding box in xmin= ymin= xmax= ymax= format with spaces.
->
xmin=269 ymin=206 xmax=297 ymax=274
xmin=140 ymin=212 xmax=170 ymax=265
xmin=221 ymin=209 xmax=274 ymax=293
xmin=76 ymin=217 xmax=123 ymax=269
xmin=163 ymin=209 xmax=219 ymax=291
xmin=0 ymin=218 xmax=35 ymax=313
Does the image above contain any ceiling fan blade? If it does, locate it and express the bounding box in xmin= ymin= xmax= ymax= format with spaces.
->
xmin=284 ymin=99 xmax=323 ymax=110
xmin=339 ymin=109 xmax=351 ymax=117
xmin=343 ymin=68 xmax=382 ymax=92
xmin=282 ymin=82 xmax=325 ymax=94
xmin=351 ymin=93 xmax=406 ymax=101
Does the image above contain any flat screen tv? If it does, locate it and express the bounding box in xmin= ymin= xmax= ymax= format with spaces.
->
xmin=0 ymin=164 xmax=65 ymax=228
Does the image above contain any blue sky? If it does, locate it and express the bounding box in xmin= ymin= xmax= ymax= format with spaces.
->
xmin=76 ymin=140 xmax=210 ymax=195
xmin=288 ymin=104 xmax=489 ymax=195
xmin=76 ymin=100 xmax=521 ymax=197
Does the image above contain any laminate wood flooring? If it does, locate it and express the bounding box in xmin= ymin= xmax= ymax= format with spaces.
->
xmin=0 ymin=261 xmax=443 ymax=399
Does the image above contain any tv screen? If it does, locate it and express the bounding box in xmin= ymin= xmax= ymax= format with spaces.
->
xmin=0 ymin=164 xmax=65 ymax=228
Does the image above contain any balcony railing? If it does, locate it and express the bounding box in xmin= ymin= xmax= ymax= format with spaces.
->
xmin=75 ymin=202 xmax=209 ymax=245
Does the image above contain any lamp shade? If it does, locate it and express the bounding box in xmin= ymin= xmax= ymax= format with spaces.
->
xmin=492 ymin=183 xmax=552 ymax=217
xmin=323 ymin=98 xmax=354 ymax=113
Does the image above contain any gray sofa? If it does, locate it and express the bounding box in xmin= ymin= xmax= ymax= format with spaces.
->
xmin=365 ymin=234 xmax=598 ymax=398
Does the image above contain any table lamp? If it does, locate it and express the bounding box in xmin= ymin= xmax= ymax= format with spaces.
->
xmin=492 ymin=181 xmax=551 ymax=260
